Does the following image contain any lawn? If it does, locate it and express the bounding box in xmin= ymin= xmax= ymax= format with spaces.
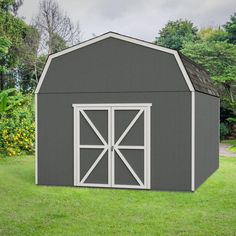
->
xmin=0 ymin=157 xmax=236 ymax=236
xmin=223 ymin=140 xmax=236 ymax=153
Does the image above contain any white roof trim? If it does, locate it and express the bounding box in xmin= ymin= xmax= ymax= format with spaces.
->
xmin=35 ymin=32 xmax=194 ymax=94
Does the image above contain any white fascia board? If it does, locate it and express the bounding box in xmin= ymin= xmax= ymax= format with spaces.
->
xmin=35 ymin=32 xmax=195 ymax=94
xmin=35 ymin=56 xmax=52 ymax=94
xmin=174 ymin=52 xmax=194 ymax=92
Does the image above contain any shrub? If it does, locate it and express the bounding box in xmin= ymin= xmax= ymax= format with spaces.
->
xmin=0 ymin=89 xmax=34 ymax=156
xmin=220 ymin=123 xmax=229 ymax=140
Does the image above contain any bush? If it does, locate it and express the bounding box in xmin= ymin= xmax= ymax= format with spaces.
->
xmin=220 ymin=123 xmax=229 ymax=140
xmin=0 ymin=89 xmax=34 ymax=157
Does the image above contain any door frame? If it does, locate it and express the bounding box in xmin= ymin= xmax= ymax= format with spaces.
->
xmin=73 ymin=103 xmax=152 ymax=189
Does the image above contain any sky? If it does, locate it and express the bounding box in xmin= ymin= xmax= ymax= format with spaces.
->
xmin=19 ymin=0 xmax=236 ymax=42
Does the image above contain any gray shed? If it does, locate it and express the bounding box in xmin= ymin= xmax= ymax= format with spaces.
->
xmin=35 ymin=32 xmax=219 ymax=191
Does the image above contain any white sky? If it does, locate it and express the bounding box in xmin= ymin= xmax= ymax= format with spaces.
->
xmin=19 ymin=0 xmax=236 ymax=42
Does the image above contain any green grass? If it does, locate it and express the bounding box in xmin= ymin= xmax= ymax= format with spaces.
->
xmin=0 ymin=157 xmax=236 ymax=236
xmin=223 ymin=140 xmax=236 ymax=153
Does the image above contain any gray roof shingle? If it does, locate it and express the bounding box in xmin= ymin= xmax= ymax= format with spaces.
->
xmin=179 ymin=52 xmax=219 ymax=97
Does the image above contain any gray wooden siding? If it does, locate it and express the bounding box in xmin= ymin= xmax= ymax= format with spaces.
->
xmin=39 ymin=37 xmax=189 ymax=94
xmin=195 ymin=92 xmax=220 ymax=189
xmin=37 ymin=92 xmax=192 ymax=191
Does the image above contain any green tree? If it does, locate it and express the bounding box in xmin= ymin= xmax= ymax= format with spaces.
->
xmin=0 ymin=36 xmax=11 ymax=73
xmin=0 ymin=0 xmax=29 ymax=90
xmin=155 ymin=19 xmax=198 ymax=50
xmin=50 ymin=33 xmax=67 ymax=53
xmin=181 ymin=41 xmax=236 ymax=102
xmin=198 ymin=27 xmax=228 ymax=42
xmin=17 ymin=25 xmax=45 ymax=92
xmin=0 ymin=0 xmax=23 ymax=15
xmin=224 ymin=12 xmax=236 ymax=44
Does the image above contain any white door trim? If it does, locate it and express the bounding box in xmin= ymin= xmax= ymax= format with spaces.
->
xmin=73 ymin=103 xmax=152 ymax=108
xmin=73 ymin=103 xmax=152 ymax=189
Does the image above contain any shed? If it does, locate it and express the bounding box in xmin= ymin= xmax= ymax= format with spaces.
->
xmin=35 ymin=32 xmax=219 ymax=191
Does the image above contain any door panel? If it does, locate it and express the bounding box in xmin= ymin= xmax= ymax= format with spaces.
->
xmin=119 ymin=112 xmax=144 ymax=146
xmin=114 ymin=110 xmax=139 ymax=142
xmin=118 ymin=149 xmax=144 ymax=183
xmin=83 ymin=150 xmax=108 ymax=184
xmin=112 ymin=107 xmax=146 ymax=188
xmin=85 ymin=110 xmax=108 ymax=142
xmin=114 ymin=151 xmax=139 ymax=185
xmin=75 ymin=107 xmax=110 ymax=187
xmin=80 ymin=149 xmax=102 ymax=179
xmin=80 ymin=114 xmax=103 ymax=145
xmin=74 ymin=104 xmax=151 ymax=189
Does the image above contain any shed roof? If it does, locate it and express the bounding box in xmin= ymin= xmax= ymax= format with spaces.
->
xmin=179 ymin=53 xmax=219 ymax=97
xmin=36 ymin=32 xmax=218 ymax=97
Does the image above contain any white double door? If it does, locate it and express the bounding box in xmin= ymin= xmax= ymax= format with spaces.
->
xmin=73 ymin=104 xmax=151 ymax=189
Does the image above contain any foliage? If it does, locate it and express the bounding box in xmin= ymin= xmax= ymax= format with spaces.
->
xmin=0 ymin=87 xmax=15 ymax=112
xmin=17 ymin=25 xmax=45 ymax=92
xmin=220 ymin=123 xmax=229 ymax=140
xmin=0 ymin=89 xmax=34 ymax=156
xmin=155 ymin=19 xmax=198 ymax=50
xmin=223 ymin=140 xmax=236 ymax=152
xmin=0 ymin=7 xmax=31 ymax=90
xmin=18 ymin=55 xmax=46 ymax=93
xmin=198 ymin=27 xmax=228 ymax=42
xmin=0 ymin=0 xmax=23 ymax=15
xmin=0 ymin=36 xmax=11 ymax=73
xmin=50 ymin=32 xmax=67 ymax=53
xmin=181 ymin=37 xmax=236 ymax=137
xmin=224 ymin=12 xmax=236 ymax=44
xmin=181 ymin=41 xmax=236 ymax=102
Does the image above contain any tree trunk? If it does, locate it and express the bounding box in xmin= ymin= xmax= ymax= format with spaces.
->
xmin=34 ymin=62 xmax=38 ymax=85
xmin=229 ymin=88 xmax=234 ymax=103
xmin=0 ymin=72 xmax=4 ymax=91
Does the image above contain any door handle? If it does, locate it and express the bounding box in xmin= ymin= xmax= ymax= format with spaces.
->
xmin=111 ymin=145 xmax=114 ymax=152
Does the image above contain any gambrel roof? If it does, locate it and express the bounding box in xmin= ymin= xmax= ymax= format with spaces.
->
xmin=179 ymin=53 xmax=219 ymax=97
xmin=35 ymin=32 xmax=218 ymax=97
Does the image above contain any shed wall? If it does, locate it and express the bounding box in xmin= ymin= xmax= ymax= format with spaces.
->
xmin=39 ymin=37 xmax=189 ymax=94
xmin=37 ymin=92 xmax=192 ymax=191
xmin=195 ymin=92 xmax=219 ymax=189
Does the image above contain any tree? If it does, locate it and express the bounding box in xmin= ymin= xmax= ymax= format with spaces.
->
xmin=0 ymin=1 xmax=28 ymax=90
xmin=155 ymin=19 xmax=198 ymax=50
xmin=0 ymin=0 xmax=23 ymax=15
xmin=198 ymin=27 xmax=228 ymax=42
xmin=0 ymin=36 xmax=11 ymax=73
xmin=34 ymin=0 xmax=80 ymax=54
xmin=224 ymin=12 xmax=236 ymax=44
xmin=17 ymin=26 xmax=45 ymax=92
xmin=181 ymin=41 xmax=236 ymax=102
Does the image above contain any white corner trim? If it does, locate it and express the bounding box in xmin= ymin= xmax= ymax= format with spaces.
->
xmin=35 ymin=32 xmax=195 ymax=94
xmin=174 ymin=52 xmax=194 ymax=92
xmin=191 ymin=91 xmax=195 ymax=191
xmin=35 ymin=93 xmax=38 ymax=184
